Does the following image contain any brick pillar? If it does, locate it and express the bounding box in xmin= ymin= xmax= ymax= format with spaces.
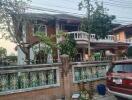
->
xmin=60 ymin=54 xmax=71 ymax=100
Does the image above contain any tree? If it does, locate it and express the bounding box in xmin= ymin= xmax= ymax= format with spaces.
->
xmin=0 ymin=0 xmax=31 ymax=64
xmin=79 ymin=0 xmax=93 ymax=57
xmin=90 ymin=2 xmax=115 ymax=39
xmin=0 ymin=47 xmax=7 ymax=58
xmin=58 ymin=34 xmax=77 ymax=58
xmin=79 ymin=0 xmax=116 ymax=56
xmin=33 ymin=32 xmax=56 ymax=64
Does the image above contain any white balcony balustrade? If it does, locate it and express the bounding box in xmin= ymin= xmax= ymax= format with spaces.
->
xmin=69 ymin=31 xmax=88 ymax=41
xmin=68 ymin=31 xmax=116 ymax=44
xmin=97 ymin=35 xmax=115 ymax=43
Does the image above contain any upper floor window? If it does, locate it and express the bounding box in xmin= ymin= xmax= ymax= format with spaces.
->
xmin=116 ymin=34 xmax=120 ymax=41
xmin=33 ymin=20 xmax=47 ymax=36
xmin=60 ymin=24 xmax=79 ymax=32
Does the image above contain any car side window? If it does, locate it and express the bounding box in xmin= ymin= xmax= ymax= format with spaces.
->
xmin=112 ymin=64 xmax=124 ymax=73
xmin=124 ymin=64 xmax=132 ymax=73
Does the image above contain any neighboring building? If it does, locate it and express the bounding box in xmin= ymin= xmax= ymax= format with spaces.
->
xmin=111 ymin=24 xmax=132 ymax=43
xmin=15 ymin=13 xmax=129 ymax=65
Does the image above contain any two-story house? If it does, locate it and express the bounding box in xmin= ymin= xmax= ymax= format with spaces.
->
xmin=15 ymin=13 xmax=129 ymax=65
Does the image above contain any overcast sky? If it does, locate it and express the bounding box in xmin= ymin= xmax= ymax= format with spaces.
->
xmin=30 ymin=0 xmax=132 ymax=25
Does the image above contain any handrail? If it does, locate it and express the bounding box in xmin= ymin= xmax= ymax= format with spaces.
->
xmin=68 ymin=31 xmax=116 ymax=42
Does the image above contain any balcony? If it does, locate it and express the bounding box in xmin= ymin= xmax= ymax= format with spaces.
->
xmin=68 ymin=31 xmax=89 ymax=45
xmin=126 ymin=38 xmax=132 ymax=44
xmin=68 ymin=31 xmax=116 ymax=45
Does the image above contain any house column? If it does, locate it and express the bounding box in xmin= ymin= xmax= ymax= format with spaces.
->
xmin=114 ymin=48 xmax=118 ymax=61
xmin=17 ymin=46 xmax=26 ymax=65
xmin=60 ymin=54 xmax=71 ymax=100
xmin=83 ymin=48 xmax=86 ymax=61
xmin=17 ymin=21 xmax=27 ymax=65
xmin=22 ymin=21 xmax=27 ymax=43
xmin=56 ymin=21 xmax=61 ymax=62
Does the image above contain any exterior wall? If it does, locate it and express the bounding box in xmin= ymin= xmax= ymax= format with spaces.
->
xmin=30 ymin=47 xmax=34 ymax=64
xmin=56 ymin=21 xmax=61 ymax=62
xmin=0 ymin=61 xmax=109 ymax=100
xmin=17 ymin=46 xmax=26 ymax=65
xmin=17 ymin=21 xmax=57 ymax=65
xmin=116 ymin=31 xmax=126 ymax=42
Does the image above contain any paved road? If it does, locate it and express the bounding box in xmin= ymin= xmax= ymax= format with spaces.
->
xmin=94 ymin=94 xmax=117 ymax=100
xmin=95 ymin=95 xmax=117 ymax=100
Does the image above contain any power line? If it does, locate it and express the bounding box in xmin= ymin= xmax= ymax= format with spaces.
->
xmin=103 ymin=2 xmax=132 ymax=8
xmin=60 ymin=0 xmax=132 ymax=8
xmin=30 ymin=5 xmax=132 ymax=20
xmin=29 ymin=5 xmax=85 ymax=17
xmin=39 ymin=0 xmax=132 ymax=11
xmin=106 ymin=0 xmax=132 ymax=5
xmin=30 ymin=3 xmax=132 ymax=19
xmin=103 ymin=0 xmax=132 ymax=7
xmin=31 ymin=2 xmax=79 ymax=11
xmin=29 ymin=5 xmax=132 ymax=23
xmin=118 ymin=17 xmax=132 ymax=20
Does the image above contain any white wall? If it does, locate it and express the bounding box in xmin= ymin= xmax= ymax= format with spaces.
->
xmin=17 ymin=22 xmax=27 ymax=65
xmin=17 ymin=46 xmax=26 ymax=65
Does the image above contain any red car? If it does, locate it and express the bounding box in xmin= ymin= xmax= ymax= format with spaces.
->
xmin=107 ymin=59 xmax=132 ymax=100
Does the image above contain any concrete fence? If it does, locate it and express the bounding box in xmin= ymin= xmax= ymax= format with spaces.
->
xmin=0 ymin=55 xmax=110 ymax=100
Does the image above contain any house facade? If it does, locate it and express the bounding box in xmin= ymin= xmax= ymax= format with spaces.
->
xmin=111 ymin=24 xmax=132 ymax=43
xmin=16 ymin=13 xmax=129 ymax=65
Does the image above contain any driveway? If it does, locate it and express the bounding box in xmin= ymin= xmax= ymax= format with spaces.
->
xmin=93 ymin=94 xmax=117 ymax=100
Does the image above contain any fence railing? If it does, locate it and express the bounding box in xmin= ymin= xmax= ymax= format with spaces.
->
xmin=0 ymin=64 xmax=60 ymax=95
xmin=20 ymin=56 xmax=127 ymax=65
xmin=70 ymin=57 xmax=113 ymax=62
xmin=72 ymin=62 xmax=109 ymax=83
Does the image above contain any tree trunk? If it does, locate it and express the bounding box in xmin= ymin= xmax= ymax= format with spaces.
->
xmin=87 ymin=0 xmax=91 ymax=58
xmin=88 ymin=34 xmax=91 ymax=58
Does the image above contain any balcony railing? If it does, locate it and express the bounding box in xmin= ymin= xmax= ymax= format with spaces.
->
xmin=68 ymin=31 xmax=116 ymax=43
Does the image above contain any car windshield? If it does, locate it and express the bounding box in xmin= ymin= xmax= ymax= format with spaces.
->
xmin=108 ymin=63 xmax=132 ymax=73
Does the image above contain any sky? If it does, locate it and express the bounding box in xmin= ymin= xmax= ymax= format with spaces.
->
xmin=30 ymin=0 xmax=132 ymax=25
xmin=0 ymin=33 xmax=17 ymax=55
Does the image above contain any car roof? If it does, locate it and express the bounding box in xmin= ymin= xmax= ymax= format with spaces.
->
xmin=113 ymin=59 xmax=132 ymax=64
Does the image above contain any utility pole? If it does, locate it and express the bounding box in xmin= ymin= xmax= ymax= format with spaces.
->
xmin=86 ymin=0 xmax=91 ymax=59
xmin=79 ymin=0 xmax=93 ymax=58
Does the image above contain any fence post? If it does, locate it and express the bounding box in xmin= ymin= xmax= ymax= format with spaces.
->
xmin=60 ymin=54 xmax=71 ymax=100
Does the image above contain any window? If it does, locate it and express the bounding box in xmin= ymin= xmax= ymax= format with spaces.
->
xmin=112 ymin=65 xmax=123 ymax=73
xmin=116 ymin=34 xmax=120 ymax=41
xmin=123 ymin=64 xmax=132 ymax=73
xmin=109 ymin=63 xmax=132 ymax=73
xmin=33 ymin=20 xmax=47 ymax=36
